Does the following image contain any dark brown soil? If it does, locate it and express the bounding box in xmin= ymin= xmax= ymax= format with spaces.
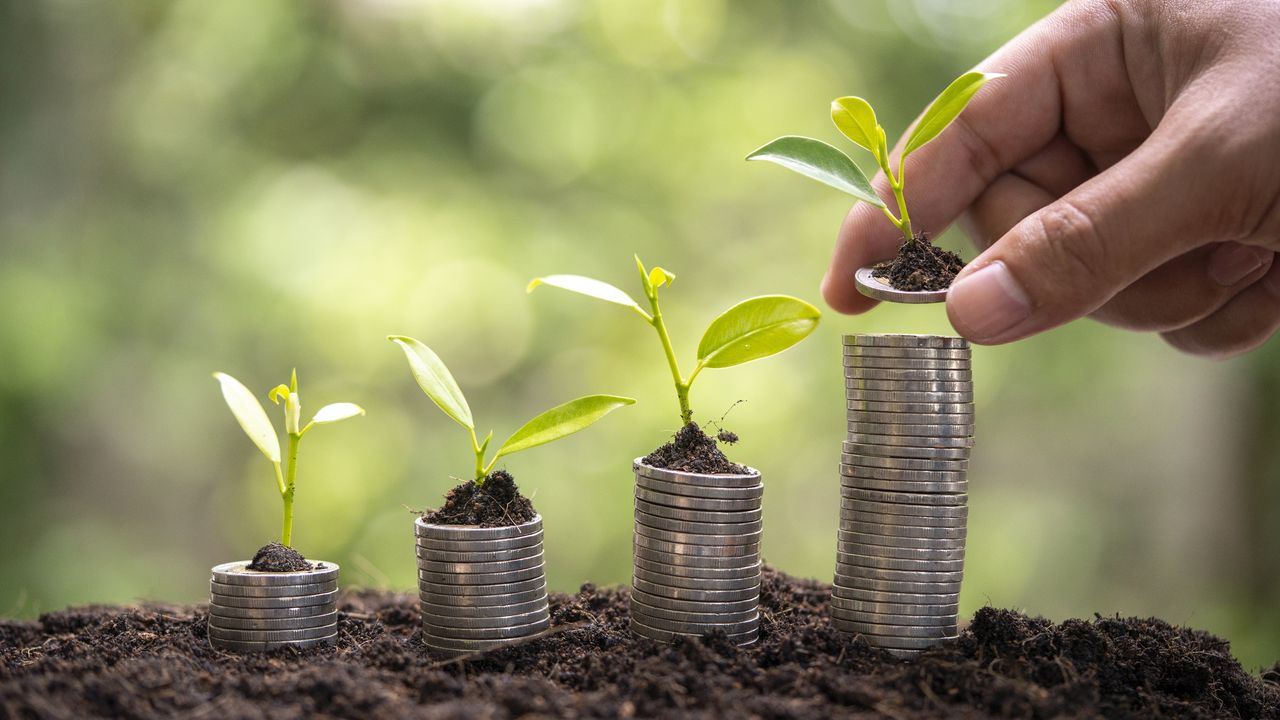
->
xmin=872 ymin=233 xmax=966 ymax=291
xmin=1 ymin=567 xmax=1274 ymax=719
xmin=424 ymin=470 xmax=537 ymax=527
xmin=643 ymin=422 xmax=749 ymax=475
xmin=245 ymin=541 xmax=312 ymax=572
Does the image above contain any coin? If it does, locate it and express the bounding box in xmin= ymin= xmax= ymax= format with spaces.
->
xmin=634 ymin=497 xmax=762 ymax=525
xmin=207 ymin=602 xmax=336 ymax=620
xmin=212 ymin=590 xmax=339 ymax=610
xmin=844 ymin=366 xmax=972 ymax=382
xmin=845 ymin=379 xmax=973 ymax=394
xmin=415 ymin=517 xmax=543 ymax=541
xmin=628 ymin=586 xmax=759 ymax=614
xmin=422 ymin=614 xmax=551 ymax=639
xmin=831 ymin=618 xmax=957 ymax=638
xmin=848 ymin=409 xmax=975 ymax=426
xmin=634 ymin=487 xmax=760 ymax=512
xmin=415 ymin=544 xmax=543 ymax=564
xmin=634 ymin=521 xmax=763 ymax=547
xmin=209 ymin=632 xmax=337 ymax=653
xmin=634 ymin=459 xmax=761 ymax=488
xmin=847 ymin=432 xmax=973 ymax=449
xmin=829 ymin=594 xmax=959 ymax=617
xmin=837 ymin=539 xmax=965 ymax=560
xmin=833 ymin=563 xmax=964 ymax=584
xmin=418 ymin=563 xmax=545 ymax=586
xmin=418 ymin=573 xmax=545 ymax=595
xmin=833 ymin=573 xmax=962 ymax=594
xmin=842 ymin=487 xmax=969 ymax=506
xmin=847 ymin=420 xmax=974 ymax=438
xmin=629 ymin=596 xmax=759 ymax=625
xmin=635 ymin=475 xmax=764 ymax=500
xmin=210 ymin=580 xmax=337 ymax=598
xmin=840 ymin=452 xmax=968 ymax=472
xmin=208 ymin=611 xmax=339 ymax=631
xmin=633 ymin=555 xmax=761 ymax=580
xmin=415 ymin=532 xmax=543 ymax=553
xmin=633 ymin=510 xmax=763 ymax=536
xmin=629 ymin=616 xmax=757 ymax=645
xmin=838 ymin=518 xmax=966 ymax=539
xmin=840 ymin=486 xmax=967 ymax=505
xmin=418 ymin=585 xmax=546 ymax=608
xmin=839 ymin=531 xmax=967 ymax=552
xmin=416 ymin=554 xmax=545 ymax=575
xmin=831 ymin=583 xmax=959 ymax=604
xmin=840 ymin=497 xmax=969 ymax=519
xmin=634 ymin=533 xmax=760 ymax=558
xmin=208 ymin=624 xmax=337 ymax=642
xmin=630 ymin=607 xmax=760 ymax=635
xmin=853 ymin=633 xmax=958 ymax=650
xmin=843 ymin=345 xmax=970 ymax=359
xmin=829 ymin=607 xmax=958 ymax=628
xmin=419 ymin=608 xmax=549 ymax=632
xmin=211 ymin=562 xmax=339 ymax=586
xmin=840 ymin=508 xmax=966 ymax=528
xmin=843 ymin=356 xmax=971 ymax=371
xmin=633 ymin=544 xmax=763 ymax=570
xmin=843 ymin=334 xmax=968 ymax=349
xmin=847 ymin=401 xmax=975 ymax=417
xmin=837 ymin=550 xmax=965 ymax=572
xmin=846 ymin=388 xmax=975 ymax=404
xmin=419 ymin=597 xmax=548 ymax=619
xmin=633 ymin=566 xmax=761 ymax=592
xmin=843 ymin=441 xmax=971 ymax=461
xmin=632 ymin=577 xmax=759 ymax=603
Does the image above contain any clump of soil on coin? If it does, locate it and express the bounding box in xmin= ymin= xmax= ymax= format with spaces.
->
xmin=644 ymin=422 xmax=748 ymax=474
xmin=2 ymin=567 xmax=1274 ymax=718
xmin=245 ymin=541 xmax=312 ymax=572
xmin=872 ymin=233 xmax=966 ymax=291
xmin=425 ymin=469 xmax=537 ymax=528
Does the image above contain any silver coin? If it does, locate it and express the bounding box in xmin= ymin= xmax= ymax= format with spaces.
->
xmin=416 ymin=553 xmax=545 ymax=575
xmin=832 ymin=617 xmax=957 ymax=638
xmin=420 ymin=596 xmax=548 ymax=619
xmin=840 ymin=509 xmax=966 ymax=529
xmin=628 ymin=587 xmax=758 ymax=614
xmin=840 ymin=477 xmax=969 ymax=495
xmin=208 ymin=602 xmax=336 ymax=620
xmin=837 ymin=550 xmax=965 ymax=572
xmin=633 ymin=545 xmax=763 ymax=570
xmin=633 ymin=566 xmax=761 ymax=592
xmin=829 ymin=594 xmax=959 ymax=617
xmin=415 ymin=532 xmax=543 ymax=553
xmin=415 ymin=544 xmax=543 ymax=564
xmin=419 ymin=606 xmax=548 ymax=631
xmin=840 ymin=452 xmax=968 ymax=472
xmin=634 ymin=533 xmax=760 ymax=558
xmin=843 ymin=487 xmax=969 ymax=506
xmin=632 ymin=577 xmax=759 ymax=603
xmin=844 ymin=366 xmax=972 ymax=382
xmin=856 ymin=633 xmax=958 ymax=651
xmin=210 ymin=580 xmax=337 ymax=598
xmin=208 ymin=611 xmax=338 ymax=631
xmin=635 ymin=475 xmax=764 ymax=501
xmin=414 ymin=516 xmax=543 ymax=541
xmin=843 ymin=334 xmax=967 ymax=349
xmin=211 ymin=561 xmax=339 ymax=586
xmin=419 ymin=585 xmax=546 ymax=608
xmin=843 ymin=356 xmax=971 ymax=371
xmin=833 ymin=573 xmax=962 ymax=594
xmin=422 ymin=614 xmax=550 ymax=640
xmin=418 ymin=572 xmax=545 ymax=594
xmin=837 ymin=539 xmax=966 ymax=560
xmin=840 ymin=486 xmax=967 ymax=505
xmin=830 ymin=607 xmax=958 ymax=628
xmin=840 ymin=467 xmax=968 ymax=486
xmin=211 ymin=590 xmax=338 ymax=609
xmin=847 ymin=421 xmax=974 ymax=438
xmin=843 ymin=344 xmax=970 ymax=359
xmin=634 ymin=510 xmax=763 ymax=536
xmin=840 ymin=497 xmax=969 ymax=519
xmin=634 ymin=487 xmax=760 ymax=512
xmin=633 ymin=555 xmax=761 ymax=580
xmin=839 ymin=518 xmax=966 ymax=540
xmin=630 ymin=607 xmax=760 ymax=636
xmin=209 ymin=632 xmax=337 ymax=653
xmin=847 ymin=401 xmax=975 ymax=417
xmin=839 ymin=531 xmax=967 ymax=552
xmin=831 ymin=584 xmax=959 ymax=605
xmin=630 ymin=616 xmax=758 ymax=645
xmin=833 ymin=562 xmax=964 ymax=584
xmin=208 ymin=624 xmax=337 ymax=643
xmin=845 ymin=378 xmax=972 ymax=393
xmin=852 ymin=268 xmax=948 ymax=304
xmin=634 ymin=521 xmax=763 ymax=547
xmin=634 ymin=458 xmax=761 ymax=488
xmin=634 ymin=497 xmax=762 ymax=525
xmin=848 ymin=409 xmax=974 ymax=427
xmin=629 ymin=596 xmax=760 ymax=625
xmin=847 ymin=433 xmax=974 ymax=450
xmin=845 ymin=387 xmax=975 ymax=404
xmin=843 ymin=441 xmax=971 ymax=461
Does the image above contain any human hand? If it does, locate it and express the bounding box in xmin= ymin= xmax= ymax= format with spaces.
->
xmin=823 ymin=0 xmax=1280 ymax=358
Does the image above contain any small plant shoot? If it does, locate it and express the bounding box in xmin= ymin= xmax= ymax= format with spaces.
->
xmin=388 ymin=336 xmax=635 ymax=485
xmin=529 ymin=257 xmax=820 ymax=426
xmin=213 ymin=370 xmax=365 ymax=547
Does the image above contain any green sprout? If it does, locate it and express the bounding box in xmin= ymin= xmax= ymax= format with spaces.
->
xmin=529 ymin=256 xmax=820 ymax=427
xmin=389 ymin=336 xmax=635 ymax=485
xmin=213 ymin=370 xmax=365 ymax=547
xmin=747 ymin=71 xmax=1002 ymax=244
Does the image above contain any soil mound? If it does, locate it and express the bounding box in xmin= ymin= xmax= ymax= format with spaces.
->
xmin=643 ymin=423 xmax=748 ymax=475
xmin=872 ymin=233 xmax=966 ymax=291
xmin=424 ymin=470 xmax=537 ymax=527
xmin=245 ymin=542 xmax=311 ymax=572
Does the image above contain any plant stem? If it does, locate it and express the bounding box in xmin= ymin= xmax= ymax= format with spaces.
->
xmin=645 ymin=291 xmax=692 ymax=425
xmin=281 ymin=433 xmax=299 ymax=547
xmin=890 ymin=158 xmax=914 ymax=243
xmin=469 ymin=427 xmax=486 ymax=485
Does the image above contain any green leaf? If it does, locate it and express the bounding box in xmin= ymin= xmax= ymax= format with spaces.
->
xmin=527 ymin=274 xmax=644 ymax=313
xmin=649 ymin=266 xmax=675 ymax=289
xmin=311 ymin=402 xmax=365 ymax=425
xmin=746 ymin=136 xmax=885 ymax=208
xmin=213 ymin=372 xmax=281 ymax=463
xmin=830 ymin=96 xmax=880 ymax=160
xmin=494 ymin=395 xmax=635 ymax=459
xmin=388 ymin=336 xmax=474 ymax=430
xmin=903 ymin=71 xmax=1004 ymax=157
xmin=696 ymin=295 xmax=821 ymax=369
xmin=268 ymin=384 xmax=290 ymax=405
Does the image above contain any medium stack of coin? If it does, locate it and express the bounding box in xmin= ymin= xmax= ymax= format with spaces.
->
xmin=837 ymin=334 xmax=972 ymax=656
xmin=630 ymin=459 xmax=763 ymax=646
xmin=415 ymin=515 xmax=551 ymax=657
xmin=207 ymin=561 xmax=339 ymax=652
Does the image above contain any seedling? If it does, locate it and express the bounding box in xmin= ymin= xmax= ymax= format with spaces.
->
xmin=528 ymin=257 xmax=820 ymax=427
xmin=213 ymin=370 xmax=365 ymax=547
xmin=388 ymin=336 xmax=635 ymax=485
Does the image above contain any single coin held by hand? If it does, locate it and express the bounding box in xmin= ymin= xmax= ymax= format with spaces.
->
xmin=855 ymin=267 xmax=949 ymax=304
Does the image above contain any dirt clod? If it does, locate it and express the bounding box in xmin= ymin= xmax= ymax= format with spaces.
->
xmin=245 ymin=542 xmax=312 ymax=572
xmin=643 ymin=423 xmax=747 ymax=474
xmin=424 ymin=470 xmax=537 ymax=527
xmin=872 ymin=232 xmax=966 ymax=291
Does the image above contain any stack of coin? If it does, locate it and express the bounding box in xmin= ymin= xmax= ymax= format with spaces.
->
xmin=836 ymin=334 xmax=972 ymax=657
xmin=207 ymin=561 xmax=339 ymax=652
xmin=630 ymin=459 xmax=763 ymax=646
xmin=415 ymin=515 xmax=551 ymax=657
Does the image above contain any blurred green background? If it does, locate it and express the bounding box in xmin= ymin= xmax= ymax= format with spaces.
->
xmin=2 ymin=0 xmax=1277 ymax=671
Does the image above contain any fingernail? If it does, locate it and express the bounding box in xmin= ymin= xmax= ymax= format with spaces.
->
xmin=1208 ymin=243 xmax=1267 ymax=286
xmin=947 ymin=261 xmax=1032 ymax=342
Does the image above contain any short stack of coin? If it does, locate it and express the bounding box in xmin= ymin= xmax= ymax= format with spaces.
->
xmin=630 ymin=459 xmax=763 ymax=646
xmin=207 ymin=561 xmax=339 ymax=652
xmin=415 ymin=515 xmax=551 ymax=657
xmin=836 ymin=333 xmax=972 ymax=657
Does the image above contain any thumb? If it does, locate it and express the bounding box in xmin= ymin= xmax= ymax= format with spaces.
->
xmin=946 ymin=126 xmax=1219 ymax=344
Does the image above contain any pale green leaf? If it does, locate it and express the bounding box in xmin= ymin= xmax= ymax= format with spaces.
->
xmin=830 ymin=96 xmax=880 ymax=160
xmin=746 ymin=136 xmax=885 ymax=208
xmin=494 ymin=395 xmax=635 ymax=459
xmin=311 ymin=402 xmax=366 ymax=425
xmin=527 ymin=274 xmax=644 ymax=312
xmin=268 ymin=384 xmax=290 ymax=405
xmin=903 ymin=71 xmax=1004 ymax=157
xmin=213 ymin=372 xmax=281 ymax=463
xmin=649 ymin=266 xmax=675 ymax=289
xmin=696 ymin=295 xmax=821 ymax=369
xmin=388 ymin=336 xmax=474 ymax=430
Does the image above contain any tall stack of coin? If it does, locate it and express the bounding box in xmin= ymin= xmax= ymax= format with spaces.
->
xmin=415 ymin=515 xmax=551 ymax=656
xmin=630 ymin=459 xmax=763 ymax=646
xmin=207 ymin=561 xmax=339 ymax=652
xmin=836 ymin=333 xmax=972 ymax=657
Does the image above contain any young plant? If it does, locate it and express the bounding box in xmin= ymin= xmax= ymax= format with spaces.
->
xmin=213 ymin=370 xmax=365 ymax=547
xmin=388 ymin=336 xmax=635 ymax=485
xmin=528 ymin=257 xmax=820 ymax=427
xmin=746 ymin=71 xmax=1002 ymax=245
